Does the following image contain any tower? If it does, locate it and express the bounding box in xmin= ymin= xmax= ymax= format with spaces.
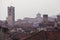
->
xmin=7 ymin=6 xmax=15 ymax=27
xmin=43 ymin=14 xmax=48 ymax=23
xmin=57 ymin=15 xmax=60 ymax=23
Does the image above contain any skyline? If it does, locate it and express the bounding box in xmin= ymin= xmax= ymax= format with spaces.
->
xmin=0 ymin=0 xmax=60 ymax=20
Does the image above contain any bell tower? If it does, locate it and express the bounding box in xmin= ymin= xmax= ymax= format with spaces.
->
xmin=7 ymin=6 xmax=15 ymax=27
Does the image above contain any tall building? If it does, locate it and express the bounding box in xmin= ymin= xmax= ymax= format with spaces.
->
xmin=7 ymin=6 xmax=15 ymax=27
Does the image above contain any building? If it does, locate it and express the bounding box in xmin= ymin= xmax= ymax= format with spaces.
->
xmin=0 ymin=26 xmax=12 ymax=40
xmin=7 ymin=6 xmax=15 ymax=27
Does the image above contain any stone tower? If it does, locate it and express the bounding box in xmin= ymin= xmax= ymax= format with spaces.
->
xmin=7 ymin=6 xmax=15 ymax=27
xmin=43 ymin=14 xmax=48 ymax=23
xmin=57 ymin=15 xmax=60 ymax=23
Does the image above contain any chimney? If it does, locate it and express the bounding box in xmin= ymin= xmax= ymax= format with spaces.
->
xmin=43 ymin=14 xmax=48 ymax=23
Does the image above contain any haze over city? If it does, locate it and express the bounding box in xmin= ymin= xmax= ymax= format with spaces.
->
xmin=1 ymin=0 xmax=60 ymax=40
xmin=0 ymin=0 xmax=60 ymax=20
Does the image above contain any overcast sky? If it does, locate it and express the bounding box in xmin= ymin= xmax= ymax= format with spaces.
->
xmin=0 ymin=0 xmax=60 ymax=20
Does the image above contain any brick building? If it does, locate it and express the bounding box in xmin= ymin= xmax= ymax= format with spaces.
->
xmin=7 ymin=6 xmax=15 ymax=27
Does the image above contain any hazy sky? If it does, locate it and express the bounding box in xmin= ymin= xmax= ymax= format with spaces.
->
xmin=0 ymin=0 xmax=60 ymax=20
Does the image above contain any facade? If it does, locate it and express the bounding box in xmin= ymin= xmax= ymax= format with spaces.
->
xmin=7 ymin=6 xmax=15 ymax=27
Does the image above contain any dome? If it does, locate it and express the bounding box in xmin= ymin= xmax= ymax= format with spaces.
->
xmin=36 ymin=12 xmax=41 ymax=18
